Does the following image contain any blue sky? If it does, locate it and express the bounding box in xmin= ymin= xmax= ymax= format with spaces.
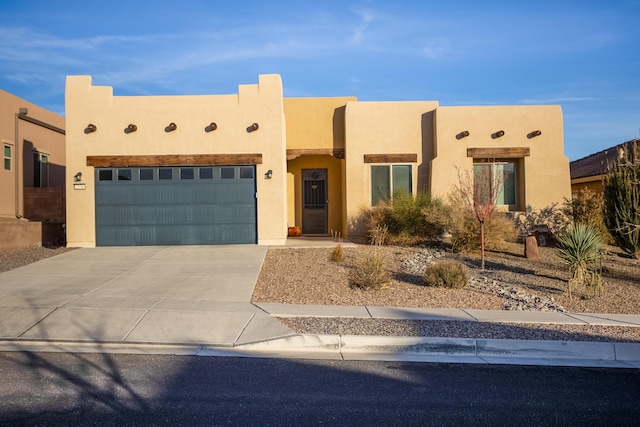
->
xmin=1 ymin=0 xmax=638 ymax=160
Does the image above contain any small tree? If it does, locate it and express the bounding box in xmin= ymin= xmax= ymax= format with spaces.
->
xmin=603 ymin=140 xmax=640 ymax=259
xmin=454 ymin=163 xmax=511 ymax=270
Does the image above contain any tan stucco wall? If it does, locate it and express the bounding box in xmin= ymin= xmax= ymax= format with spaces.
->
xmin=344 ymin=101 xmax=439 ymax=236
xmin=65 ymin=74 xmax=287 ymax=247
xmin=284 ymin=97 xmax=356 ymax=150
xmin=431 ymin=105 xmax=571 ymax=210
xmin=0 ymin=89 xmax=65 ymax=219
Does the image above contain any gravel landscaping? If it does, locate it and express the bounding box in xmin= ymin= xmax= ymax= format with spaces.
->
xmin=252 ymin=241 xmax=640 ymax=342
xmin=0 ymin=246 xmax=75 ymax=273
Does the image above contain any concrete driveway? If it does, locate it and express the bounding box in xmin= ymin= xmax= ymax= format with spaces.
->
xmin=0 ymin=246 xmax=294 ymax=347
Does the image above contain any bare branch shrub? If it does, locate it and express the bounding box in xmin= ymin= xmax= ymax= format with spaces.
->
xmin=514 ymin=203 xmax=571 ymax=240
xmin=452 ymin=164 xmax=512 ymax=269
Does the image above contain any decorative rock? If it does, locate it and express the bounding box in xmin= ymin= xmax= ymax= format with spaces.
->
xmin=524 ymin=236 xmax=541 ymax=259
xmin=402 ymin=248 xmax=566 ymax=312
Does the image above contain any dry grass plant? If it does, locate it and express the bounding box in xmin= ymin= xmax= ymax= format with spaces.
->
xmin=349 ymin=225 xmax=390 ymax=290
xmin=330 ymin=243 xmax=344 ymax=263
xmin=423 ymin=260 xmax=470 ymax=289
xmin=368 ymin=224 xmax=389 ymax=247
xmin=348 ymin=248 xmax=390 ymax=290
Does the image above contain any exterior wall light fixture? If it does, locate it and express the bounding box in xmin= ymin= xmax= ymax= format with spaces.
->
xmin=456 ymin=130 xmax=470 ymax=139
xmin=74 ymin=172 xmax=82 ymax=182
xmin=205 ymin=122 xmax=218 ymax=132
xmin=85 ymin=124 xmax=97 ymax=134
xmin=492 ymin=130 xmax=505 ymax=138
xmin=528 ymin=130 xmax=542 ymax=138
xmin=165 ymin=122 xmax=177 ymax=132
xmin=247 ymin=122 xmax=259 ymax=133
xmin=264 ymin=169 xmax=273 ymax=179
xmin=125 ymin=124 xmax=137 ymax=134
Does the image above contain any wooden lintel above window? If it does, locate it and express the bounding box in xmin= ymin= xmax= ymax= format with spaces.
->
xmin=286 ymin=149 xmax=345 ymax=160
xmin=466 ymin=147 xmax=530 ymax=158
xmin=363 ymin=153 xmax=418 ymax=164
xmin=86 ymin=154 xmax=263 ymax=167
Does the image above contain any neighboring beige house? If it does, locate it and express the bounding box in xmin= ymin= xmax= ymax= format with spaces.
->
xmin=570 ymin=139 xmax=639 ymax=194
xmin=65 ymin=74 xmax=571 ymax=247
xmin=0 ymin=89 xmax=66 ymax=248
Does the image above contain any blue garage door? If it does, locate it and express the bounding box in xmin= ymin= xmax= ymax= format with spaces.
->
xmin=95 ymin=166 xmax=256 ymax=246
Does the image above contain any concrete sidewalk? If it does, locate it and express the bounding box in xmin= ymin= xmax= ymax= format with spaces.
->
xmin=0 ymin=243 xmax=639 ymax=368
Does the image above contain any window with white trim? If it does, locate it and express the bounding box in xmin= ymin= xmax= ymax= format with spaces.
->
xmin=371 ymin=164 xmax=412 ymax=205
xmin=3 ymin=145 xmax=11 ymax=171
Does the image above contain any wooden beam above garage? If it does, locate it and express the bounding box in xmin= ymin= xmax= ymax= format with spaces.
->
xmin=466 ymin=147 xmax=530 ymax=158
xmin=87 ymin=154 xmax=263 ymax=167
xmin=363 ymin=153 xmax=418 ymax=163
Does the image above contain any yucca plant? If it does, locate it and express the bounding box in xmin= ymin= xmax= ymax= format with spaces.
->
xmin=556 ymin=223 xmax=605 ymax=299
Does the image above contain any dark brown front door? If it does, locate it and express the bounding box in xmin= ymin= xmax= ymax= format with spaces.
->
xmin=302 ymin=169 xmax=327 ymax=235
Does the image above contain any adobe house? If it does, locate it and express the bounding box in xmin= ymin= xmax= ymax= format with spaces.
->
xmin=0 ymin=89 xmax=66 ymax=248
xmin=65 ymin=74 xmax=571 ymax=247
xmin=570 ymin=139 xmax=639 ymax=194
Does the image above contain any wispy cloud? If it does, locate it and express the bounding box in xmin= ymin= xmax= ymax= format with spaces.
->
xmin=518 ymin=97 xmax=597 ymax=104
xmin=350 ymin=6 xmax=375 ymax=44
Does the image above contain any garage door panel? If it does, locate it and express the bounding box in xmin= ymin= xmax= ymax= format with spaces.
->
xmin=95 ymin=166 xmax=256 ymax=246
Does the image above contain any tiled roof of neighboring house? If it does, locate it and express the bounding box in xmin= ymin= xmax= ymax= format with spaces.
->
xmin=570 ymin=139 xmax=639 ymax=180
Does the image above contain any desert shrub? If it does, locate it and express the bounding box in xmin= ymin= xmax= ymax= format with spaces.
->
xmin=330 ymin=243 xmax=344 ymax=263
xmin=603 ymin=141 xmax=640 ymax=259
xmin=348 ymin=250 xmax=389 ymax=290
xmin=423 ymin=261 xmax=469 ymax=289
xmin=556 ymin=223 xmax=605 ymax=298
xmin=562 ymin=187 xmax=611 ymax=243
xmin=446 ymin=192 xmax=517 ymax=252
xmin=361 ymin=192 xmax=447 ymax=246
xmin=368 ymin=224 xmax=389 ymax=247
xmin=359 ymin=205 xmax=389 ymax=245
xmin=514 ymin=203 xmax=571 ymax=240
xmin=421 ymin=201 xmax=451 ymax=239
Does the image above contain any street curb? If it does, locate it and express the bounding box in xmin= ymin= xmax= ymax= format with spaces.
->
xmin=234 ymin=335 xmax=640 ymax=368
xmin=1 ymin=336 xmax=639 ymax=368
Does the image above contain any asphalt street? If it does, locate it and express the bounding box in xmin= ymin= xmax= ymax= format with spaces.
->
xmin=1 ymin=352 xmax=639 ymax=426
